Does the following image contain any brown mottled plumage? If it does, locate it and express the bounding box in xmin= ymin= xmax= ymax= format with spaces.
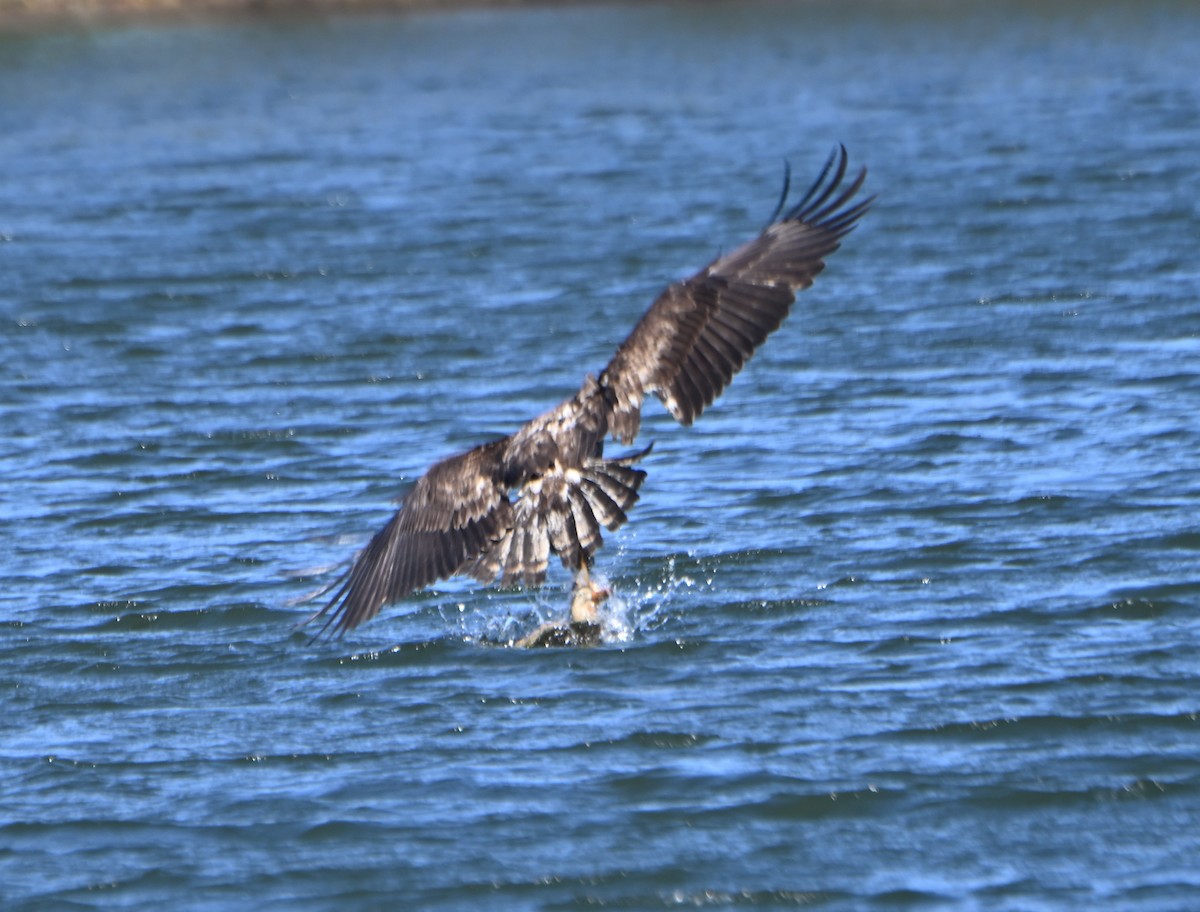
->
xmin=305 ymin=147 xmax=872 ymax=641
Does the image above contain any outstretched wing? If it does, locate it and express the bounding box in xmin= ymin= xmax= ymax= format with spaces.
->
xmin=600 ymin=146 xmax=873 ymax=444
xmin=306 ymin=439 xmax=512 ymax=639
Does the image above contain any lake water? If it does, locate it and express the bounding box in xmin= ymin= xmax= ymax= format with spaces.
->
xmin=3 ymin=1 xmax=1199 ymax=908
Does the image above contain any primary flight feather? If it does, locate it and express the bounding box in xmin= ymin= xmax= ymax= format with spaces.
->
xmin=306 ymin=147 xmax=872 ymax=640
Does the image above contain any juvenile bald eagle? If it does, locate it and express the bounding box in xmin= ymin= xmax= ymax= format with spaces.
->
xmin=307 ymin=147 xmax=872 ymax=642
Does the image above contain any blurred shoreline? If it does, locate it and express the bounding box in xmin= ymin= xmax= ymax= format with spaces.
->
xmin=0 ymin=0 xmax=614 ymax=31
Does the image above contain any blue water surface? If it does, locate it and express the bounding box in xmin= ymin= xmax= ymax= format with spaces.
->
xmin=2 ymin=1 xmax=1199 ymax=908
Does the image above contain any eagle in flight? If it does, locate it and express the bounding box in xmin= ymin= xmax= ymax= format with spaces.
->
xmin=306 ymin=147 xmax=872 ymax=643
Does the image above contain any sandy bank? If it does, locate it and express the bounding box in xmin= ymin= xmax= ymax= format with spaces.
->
xmin=0 ymin=0 xmax=608 ymax=31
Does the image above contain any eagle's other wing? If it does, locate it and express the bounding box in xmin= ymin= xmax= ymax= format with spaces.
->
xmin=306 ymin=438 xmax=512 ymax=639
xmin=600 ymin=146 xmax=872 ymax=444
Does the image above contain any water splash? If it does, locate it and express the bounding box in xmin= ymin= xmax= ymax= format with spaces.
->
xmin=437 ymin=553 xmax=701 ymax=647
xmin=622 ymin=553 xmax=702 ymax=636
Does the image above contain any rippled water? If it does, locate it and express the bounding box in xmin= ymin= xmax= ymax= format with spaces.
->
xmin=3 ymin=1 xmax=1200 ymax=908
